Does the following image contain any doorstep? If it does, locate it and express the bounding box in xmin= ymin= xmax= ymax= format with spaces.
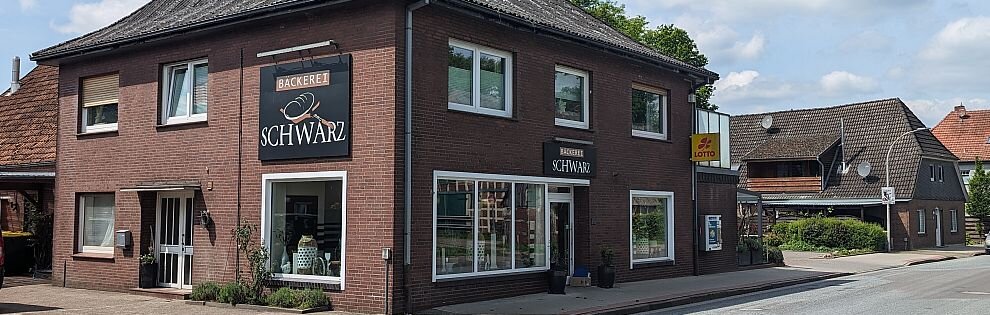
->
xmin=129 ymin=287 xmax=191 ymax=300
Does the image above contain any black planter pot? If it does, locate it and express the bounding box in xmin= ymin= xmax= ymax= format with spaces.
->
xmin=737 ymin=250 xmax=751 ymax=266
xmin=596 ymin=265 xmax=615 ymax=288
xmin=139 ymin=263 xmax=158 ymax=288
xmin=547 ymin=270 xmax=567 ymax=294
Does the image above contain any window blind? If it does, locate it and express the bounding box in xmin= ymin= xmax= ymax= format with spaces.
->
xmin=81 ymin=74 xmax=119 ymax=108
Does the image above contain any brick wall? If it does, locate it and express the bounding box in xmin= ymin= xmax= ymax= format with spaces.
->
xmin=403 ymin=5 xmax=728 ymax=311
xmin=891 ymin=199 xmax=967 ymax=250
xmin=53 ymin=1 xmax=403 ymax=313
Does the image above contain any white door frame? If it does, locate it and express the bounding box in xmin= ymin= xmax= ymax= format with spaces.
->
xmin=155 ymin=191 xmax=195 ymax=289
xmin=549 ymin=190 xmax=574 ymax=276
xmin=934 ymin=208 xmax=943 ymax=247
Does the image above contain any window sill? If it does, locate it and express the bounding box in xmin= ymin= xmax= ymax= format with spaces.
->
xmin=72 ymin=252 xmax=115 ymax=260
xmin=447 ymin=108 xmax=517 ymax=122
xmin=631 ymin=259 xmax=675 ymax=269
xmin=434 ymin=268 xmax=547 ymax=283
xmin=76 ymin=130 xmax=118 ymax=138
xmin=554 ymin=123 xmax=594 ymax=133
xmin=918 ymin=232 xmax=927 ymax=236
xmin=157 ymin=120 xmax=208 ymax=130
xmin=632 ymin=134 xmax=672 ymax=143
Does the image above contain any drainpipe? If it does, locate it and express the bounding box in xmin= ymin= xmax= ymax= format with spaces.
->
xmin=404 ymin=1 xmax=430 ymax=313
xmin=689 ymin=79 xmax=709 ymax=276
xmin=9 ymin=56 xmax=20 ymax=94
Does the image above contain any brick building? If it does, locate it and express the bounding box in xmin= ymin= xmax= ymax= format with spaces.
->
xmin=730 ymin=99 xmax=968 ymax=251
xmin=933 ymin=105 xmax=990 ymax=192
xmin=31 ymin=0 xmax=736 ymax=312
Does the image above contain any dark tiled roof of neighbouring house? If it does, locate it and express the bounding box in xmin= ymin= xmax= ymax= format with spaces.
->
xmin=730 ymin=98 xmax=957 ymax=200
xmin=0 ymin=66 xmax=58 ymax=167
xmin=932 ymin=107 xmax=990 ymax=162
xmin=30 ymin=0 xmax=717 ymax=79
xmin=741 ymin=134 xmax=840 ymax=161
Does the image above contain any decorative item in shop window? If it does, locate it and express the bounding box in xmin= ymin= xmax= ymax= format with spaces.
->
xmin=295 ymin=235 xmax=318 ymax=275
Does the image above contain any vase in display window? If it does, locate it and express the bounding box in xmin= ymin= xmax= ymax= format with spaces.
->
xmin=295 ymin=235 xmax=318 ymax=275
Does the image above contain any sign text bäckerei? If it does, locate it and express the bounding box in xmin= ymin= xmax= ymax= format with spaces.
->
xmin=544 ymin=142 xmax=597 ymax=179
xmin=259 ymin=55 xmax=351 ymax=161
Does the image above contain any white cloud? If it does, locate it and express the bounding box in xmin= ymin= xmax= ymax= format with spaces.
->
xmin=819 ymin=71 xmax=880 ymax=95
xmin=636 ymin=0 xmax=930 ymax=21
xmin=51 ymin=0 xmax=150 ymax=34
xmin=914 ymin=17 xmax=990 ymax=91
xmin=674 ymin=16 xmax=766 ymax=63
xmin=712 ymin=70 xmax=799 ymax=103
xmin=903 ymin=98 xmax=990 ymax=127
xmin=19 ymin=0 xmax=37 ymax=10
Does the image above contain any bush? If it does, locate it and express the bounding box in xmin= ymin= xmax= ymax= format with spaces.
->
xmin=771 ymin=217 xmax=887 ymax=251
xmin=266 ymin=287 xmax=297 ymax=308
xmin=217 ymin=282 xmax=250 ymax=305
xmin=766 ymin=247 xmax=784 ymax=264
xmin=190 ymin=282 xmax=221 ymax=301
xmin=296 ymin=289 xmax=330 ymax=309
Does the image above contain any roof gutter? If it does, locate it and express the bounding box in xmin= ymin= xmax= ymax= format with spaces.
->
xmin=434 ymin=0 xmax=718 ymax=82
xmin=32 ymin=0 xmax=355 ymax=62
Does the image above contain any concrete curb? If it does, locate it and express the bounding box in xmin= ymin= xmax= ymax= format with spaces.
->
xmin=567 ymin=272 xmax=852 ymax=315
xmin=902 ymin=255 xmax=956 ymax=266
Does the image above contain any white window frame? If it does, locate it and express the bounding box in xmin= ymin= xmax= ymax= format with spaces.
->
xmin=937 ymin=165 xmax=944 ymax=182
xmin=260 ymin=171 xmax=347 ymax=289
xmin=930 ymin=164 xmax=936 ymax=182
xmin=447 ymin=39 xmax=513 ymax=118
xmin=431 ymin=171 xmax=588 ymax=282
xmin=630 ymin=83 xmax=668 ymax=140
xmin=950 ymin=209 xmax=958 ymax=232
xmin=77 ymin=193 xmax=116 ymax=254
xmin=161 ymin=59 xmax=209 ymax=125
xmin=554 ymin=65 xmax=590 ymax=129
xmin=81 ymin=107 xmax=118 ymax=133
xmin=629 ymin=190 xmax=675 ymax=267
xmin=918 ymin=209 xmax=926 ymax=234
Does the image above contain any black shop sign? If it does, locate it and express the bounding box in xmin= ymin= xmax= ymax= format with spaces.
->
xmin=258 ymin=55 xmax=351 ymax=161
xmin=544 ymin=142 xmax=597 ymax=179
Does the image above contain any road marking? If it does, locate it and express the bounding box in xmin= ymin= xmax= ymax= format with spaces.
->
xmin=738 ymin=308 xmax=765 ymax=311
xmin=961 ymin=291 xmax=990 ymax=295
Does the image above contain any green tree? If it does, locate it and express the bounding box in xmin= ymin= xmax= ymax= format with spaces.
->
xmin=967 ymin=159 xmax=990 ymax=217
xmin=570 ymin=0 xmax=717 ymax=110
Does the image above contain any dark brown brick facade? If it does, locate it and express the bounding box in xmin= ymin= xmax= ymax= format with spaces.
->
xmin=50 ymin=2 xmax=736 ymax=313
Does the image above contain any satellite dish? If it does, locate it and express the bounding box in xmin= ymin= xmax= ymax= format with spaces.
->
xmin=760 ymin=115 xmax=774 ymax=130
xmin=857 ymin=161 xmax=872 ymax=178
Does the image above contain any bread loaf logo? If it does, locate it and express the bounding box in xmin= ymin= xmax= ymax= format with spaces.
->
xmin=260 ymin=92 xmax=346 ymax=147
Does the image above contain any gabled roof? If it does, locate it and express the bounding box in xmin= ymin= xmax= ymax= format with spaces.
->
xmin=30 ymin=0 xmax=717 ymax=80
xmin=0 ymin=66 xmax=58 ymax=167
xmin=932 ymin=106 xmax=990 ymax=162
xmin=730 ymin=98 xmax=957 ymax=200
xmin=741 ymin=134 xmax=840 ymax=161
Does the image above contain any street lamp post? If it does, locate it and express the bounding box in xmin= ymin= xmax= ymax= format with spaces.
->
xmin=884 ymin=127 xmax=928 ymax=252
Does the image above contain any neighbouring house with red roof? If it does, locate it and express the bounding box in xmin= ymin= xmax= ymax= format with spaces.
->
xmin=0 ymin=59 xmax=58 ymax=275
xmin=933 ymin=105 xmax=990 ymax=193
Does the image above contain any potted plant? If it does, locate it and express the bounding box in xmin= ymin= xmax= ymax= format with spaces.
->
xmin=736 ymin=242 xmax=750 ymax=266
xmin=139 ymin=250 xmax=157 ymax=288
xmin=547 ymin=249 xmax=567 ymax=294
xmin=597 ymin=246 xmax=615 ymax=288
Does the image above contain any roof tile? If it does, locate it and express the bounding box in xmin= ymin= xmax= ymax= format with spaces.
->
xmin=0 ymin=66 xmax=58 ymax=167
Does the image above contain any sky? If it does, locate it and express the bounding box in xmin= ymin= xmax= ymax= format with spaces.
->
xmin=2 ymin=0 xmax=990 ymax=126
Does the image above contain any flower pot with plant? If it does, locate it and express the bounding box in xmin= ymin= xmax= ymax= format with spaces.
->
xmin=547 ymin=249 xmax=567 ymax=294
xmin=139 ymin=249 xmax=157 ymax=288
xmin=597 ymin=245 xmax=615 ymax=288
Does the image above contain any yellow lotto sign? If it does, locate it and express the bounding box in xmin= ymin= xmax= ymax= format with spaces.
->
xmin=691 ymin=133 xmax=720 ymax=162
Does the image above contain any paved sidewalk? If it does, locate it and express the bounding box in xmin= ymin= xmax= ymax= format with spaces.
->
xmin=0 ymin=283 xmax=351 ymax=315
xmin=425 ymin=267 xmax=846 ymax=315
xmin=783 ymin=245 xmax=985 ymax=274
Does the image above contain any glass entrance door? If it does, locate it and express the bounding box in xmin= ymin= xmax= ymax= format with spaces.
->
xmin=156 ymin=192 xmax=194 ymax=289
xmin=549 ymin=201 xmax=572 ymax=275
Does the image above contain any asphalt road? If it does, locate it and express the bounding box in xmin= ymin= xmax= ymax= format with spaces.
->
xmin=644 ymin=256 xmax=990 ymax=315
